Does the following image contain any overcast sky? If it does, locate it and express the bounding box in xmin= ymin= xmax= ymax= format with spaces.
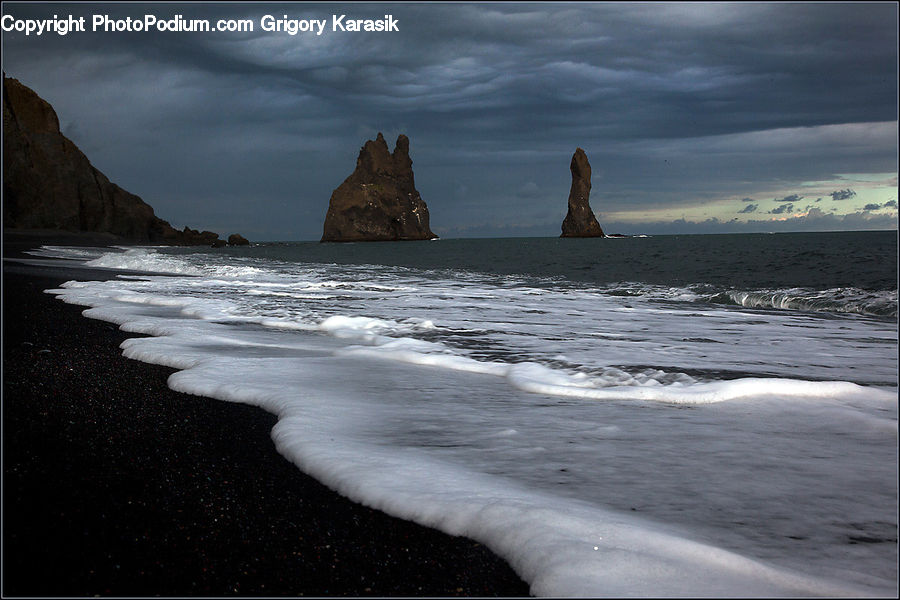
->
xmin=2 ymin=2 xmax=897 ymax=240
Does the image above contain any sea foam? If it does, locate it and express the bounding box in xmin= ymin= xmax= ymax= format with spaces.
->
xmin=39 ymin=244 xmax=898 ymax=597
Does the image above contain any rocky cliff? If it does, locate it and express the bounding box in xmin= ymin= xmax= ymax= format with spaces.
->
xmin=321 ymin=133 xmax=436 ymax=242
xmin=3 ymin=75 xmax=243 ymax=246
xmin=560 ymin=148 xmax=604 ymax=238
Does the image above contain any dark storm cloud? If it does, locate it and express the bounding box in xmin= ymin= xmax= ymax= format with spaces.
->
xmin=776 ymin=194 xmax=804 ymax=204
xmin=2 ymin=2 xmax=897 ymax=239
xmin=830 ymin=189 xmax=857 ymax=201
xmin=770 ymin=203 xmax=794 ymax=215
xmin=738 ymin=203 xmax=758 ymax=214
xmin=885 ymin=200 xmax=898 ymax=209
xmin=741 ymin=197 xmax=755 ymax=202
xmin=863 ymin=203 xmax=882 ymax=211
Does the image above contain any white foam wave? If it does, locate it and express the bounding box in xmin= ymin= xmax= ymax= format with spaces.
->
xmin=574 ymin=282 xmax=898 ymax=318
xmin=26 ymin=245 xmax=115 ymax=261
xmin=333 ymin=335 xmax=894 ymax=406
xmin=115 ymin=349 xmax=879 ymax=599
xmin=40 ymin=255 xmax=898 ymax=597
xmin=317 ymin=314 xmax=437 ymax=342
xmin=84 ymin=248 xmax=203 ymax=275
xmin=507 ymin=363 xmax=894 ymax=404
xmin=337 ymin=338 xmax=509 ymax=376
xmin=146 ymin=352 xmax=883 ymax=598
xmin=724 ymin=287 xmax=898 ymax=318
xmin=79 ymin=248 xmax=276 ymax=280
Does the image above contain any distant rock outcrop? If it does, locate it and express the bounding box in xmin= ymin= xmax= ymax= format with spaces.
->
xmin=177 ymin=226 xmax=221 ymax=246
xmin=2 ymin=74 xmax=231 ymax=246
xmin=321 ymin=133 xmax=436 ymax=242
xmin=228 ymin=233 xmax=250 ymax=246
xmin=560 ymin=148 xmax=604 ymax=238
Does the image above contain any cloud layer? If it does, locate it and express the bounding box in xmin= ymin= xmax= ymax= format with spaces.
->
xmin=3 ymin=2 xmax=897 ymax=239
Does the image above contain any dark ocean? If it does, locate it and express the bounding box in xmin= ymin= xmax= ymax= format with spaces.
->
xmin=165 ymin=230 xmax=898 ymax=316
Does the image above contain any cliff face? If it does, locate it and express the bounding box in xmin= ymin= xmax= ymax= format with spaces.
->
xmin=3 ymin=75 xmax=236 ymax=246
xmin=560 ymin=148 xmax=604 ymax=238
xmin=321 ymin=133 xmax=436 ymax=242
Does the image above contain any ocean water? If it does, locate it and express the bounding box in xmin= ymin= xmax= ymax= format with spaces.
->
xmin=31 ymin=231 xmax=897 ymax=597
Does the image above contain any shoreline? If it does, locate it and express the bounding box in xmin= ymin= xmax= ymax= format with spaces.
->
xmin=2 ymin=229 xmax=139 ymax=258
xmin=1 ymin=245 xmax=531 ymax=596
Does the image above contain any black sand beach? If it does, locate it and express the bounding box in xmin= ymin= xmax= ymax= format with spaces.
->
xmin=2 ymin=233 xmax=531 ymax=597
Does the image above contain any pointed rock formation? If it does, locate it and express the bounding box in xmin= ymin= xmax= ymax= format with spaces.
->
xmin=321 ymin=133 xmax=437 ymax=242
xmin=3 ymin=74 xmax=233 ymax=246
xmin=560 ymin=147 xmax=604 ymax=238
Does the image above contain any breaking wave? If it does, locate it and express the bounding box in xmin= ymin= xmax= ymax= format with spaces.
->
xmin=711 ymin=288 xmax=898 ymax=318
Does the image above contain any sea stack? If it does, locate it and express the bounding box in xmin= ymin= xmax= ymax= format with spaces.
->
xmin=321 ymin=133 xmax=436 ymax=242
xmin=560 ymin=148 xmax=604 ymax=238
xmin=228 ymin=233 xmax=250 ymax=246
xmin=2 ymin=74 xmax=234 ymax=246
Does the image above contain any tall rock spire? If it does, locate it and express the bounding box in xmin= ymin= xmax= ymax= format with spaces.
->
xmin=560 ymin=148 xmax=604 ymax=238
